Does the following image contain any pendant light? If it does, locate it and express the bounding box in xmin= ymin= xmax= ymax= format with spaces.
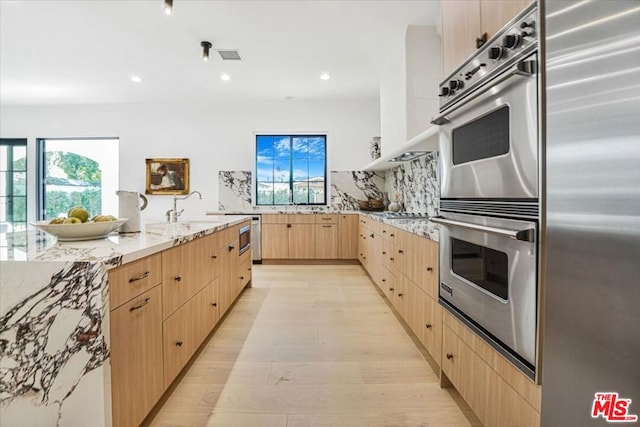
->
xmin=163 ymin=0 xmax=173 ymax=15
xmin=201 ymin=41 xmax=212 ymax=62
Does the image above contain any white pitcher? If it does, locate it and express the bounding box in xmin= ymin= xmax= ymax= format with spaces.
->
xmin=116 ymin=190 xmax=148 ymax=233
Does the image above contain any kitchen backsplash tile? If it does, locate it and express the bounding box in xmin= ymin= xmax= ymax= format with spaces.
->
xmin=218 ymin=171 xmax=252 ymax=211
xmin=330 ymin=171 xmax=385 ymax=211
xmin=385 ymin=152 xmax=439 ymax=216
xmin=218 ymin=170 xmax=385 ymax=212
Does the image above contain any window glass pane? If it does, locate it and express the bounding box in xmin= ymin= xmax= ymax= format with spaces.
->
xmin=13 ymin=172 xmax=27 ymax=196
xmin=292 ymin=137 xmax=309 ymax=158
xmin=13 ymin=146 xmax=27 ymax=170
xmin=292 ymin=159 xmax=309 ymax=180
xmin=257 ymin=182 xmax=274 ymax=205
xmin=309 ymin=159 xmax=325 ymax=180
xmin=309 ymin=181 xmax=325 ymax=204
xmin=256 ymin=160 xmax=274 ymax=182
xmin=292 ymin=182 xmax=309 ymax=204
xmin=273 ymin=183 xmax=291 ymax=204
xmin=256 ymin=136 xmax=276 ymax=159
xmin=41 ymin=139 xmax=119 ymax=220
xmin=273 ymin=136 xmax=291 ymax=158
xmin=273 ymin=159 xmax=290 ymax=182
xmin=308 ymin=137 xmax=326 ymax=159
xmin=0 ymin=140 xmax=27 ymax=230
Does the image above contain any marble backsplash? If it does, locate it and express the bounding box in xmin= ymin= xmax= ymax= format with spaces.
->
xmin=218 ymin=170 xmax=385 ymax=212
xmin=385 ymin=152 xmax=439 ymax=216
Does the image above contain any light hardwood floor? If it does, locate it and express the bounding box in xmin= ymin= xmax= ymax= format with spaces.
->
xmin=146 ymin=265 xmax=481 ymax=427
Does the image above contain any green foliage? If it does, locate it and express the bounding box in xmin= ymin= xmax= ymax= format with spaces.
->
xmin=47 ymin=151 xmax=101 ymax=185
xmin=45 ymin=189 xmax=102 ymax=220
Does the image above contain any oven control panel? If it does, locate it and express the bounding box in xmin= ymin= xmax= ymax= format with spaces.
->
xmin=438 ymin=3 xmax=537 ymax=111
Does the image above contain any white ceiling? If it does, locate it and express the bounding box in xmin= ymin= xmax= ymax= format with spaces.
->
xmin=0 ymin=0 xmax=440 ymax=106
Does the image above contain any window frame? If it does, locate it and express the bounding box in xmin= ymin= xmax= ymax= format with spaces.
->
xmin=0 ymin=138 xmax=28 ymax=231
xmin=254 ymin=134 xmax=328 ymax=206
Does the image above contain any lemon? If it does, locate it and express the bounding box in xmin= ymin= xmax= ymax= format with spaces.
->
xmin=68 ymin=207 xmax=89 ymax=223
xmin=63 ymin=217 xmax=82 ymax=224
xmin=49 ymin=218 xmax=65 ymax=224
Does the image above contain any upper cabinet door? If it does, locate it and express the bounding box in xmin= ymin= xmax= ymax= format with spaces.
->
xmin=441 ymin=0 xmax=481 ymax=77
xmin=480 ymin=0 xmax=532 ymax=40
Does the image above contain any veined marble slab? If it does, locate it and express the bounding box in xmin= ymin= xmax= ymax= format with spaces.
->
xmin=363 ymin=213 xmax=439 ymax=242
xmin=0 ymin=216 xmax=250 ymax=427
xmin=386 ymin=152 xmax=439 ymax=217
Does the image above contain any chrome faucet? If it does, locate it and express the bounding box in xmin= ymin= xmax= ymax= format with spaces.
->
xmin=166 ymin=191 xmax=202 ymax=223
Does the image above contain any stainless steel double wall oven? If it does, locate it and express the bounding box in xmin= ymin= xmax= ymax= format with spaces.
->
xmin=432 ymin=3 xmax=540 ymax=379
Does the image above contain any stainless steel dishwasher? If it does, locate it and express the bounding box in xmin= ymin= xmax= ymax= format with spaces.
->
xmin=251 ymin=215 xmax=261 ymax=263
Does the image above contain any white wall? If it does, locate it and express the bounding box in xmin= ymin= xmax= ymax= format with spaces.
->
xmin=405 ymin=26 xmax=441 ymax=140
xmin=0 ymin=100 xmax=380 ymax=221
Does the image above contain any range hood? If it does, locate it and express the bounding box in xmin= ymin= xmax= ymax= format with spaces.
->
xmin=363 ymin=125 xmax=438 ymax=171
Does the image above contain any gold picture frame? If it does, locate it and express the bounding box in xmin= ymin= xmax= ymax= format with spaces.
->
xmin=145 ymin=158 xmax=190 ymax=195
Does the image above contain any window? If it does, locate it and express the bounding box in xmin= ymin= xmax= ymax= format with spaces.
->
xmin=255 ymin=135 xmax=327 ymax=205
xmin=38 ymin=138 xmax=119 ymax=220
xmin=0 ymin=139 xmax=27 ymax=232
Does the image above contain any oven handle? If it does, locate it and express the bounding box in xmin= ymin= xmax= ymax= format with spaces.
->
xmin=430 ymin=216 xmax=534 ymax=242
xmin=431 ymin=59 xmax=536 ymax=125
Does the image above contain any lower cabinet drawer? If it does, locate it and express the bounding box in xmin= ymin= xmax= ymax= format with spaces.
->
xmin=239 ymin=258 xmax=252 ymax=289
xmin=109 ymin=253 xmax=162 ymax=309
xmin=163 ymin=282 xmax=219 ymax=387
xmin=111 ymin=285 xmax=164 ymax=427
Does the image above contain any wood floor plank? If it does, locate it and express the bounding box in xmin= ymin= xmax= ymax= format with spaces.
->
xmin=146 ymin=265 xmax=481 ymax=427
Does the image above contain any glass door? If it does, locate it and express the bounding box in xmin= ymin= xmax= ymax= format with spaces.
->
xmin=0 ymin=139 xmax=27 ymax=232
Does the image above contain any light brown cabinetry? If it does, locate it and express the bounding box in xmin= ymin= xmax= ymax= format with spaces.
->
xmin=338 ymin=214 xmax=359 ymax=259
xmin=442 ymin=311 xmax=541 ymax=426
xmin=109 ymin=253 xmax=162 ymax=310
xmin=441 ymin=0 xmax=531 ymax=76
xmin=161 ymin=242 xmax=204 ymax=319
xmin=110 ymin=285 xmax=164 ymax=427
xmin=315 ymin=223 xmax=338 ymax=259
xmin=262 ymin=214 xmax=357 ymax=260
xmin=289 ymin=223 xmax=315 ymax=259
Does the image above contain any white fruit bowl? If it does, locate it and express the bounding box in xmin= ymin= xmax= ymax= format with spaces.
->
xmin=31 ymin=218 xmax=128 ymax=241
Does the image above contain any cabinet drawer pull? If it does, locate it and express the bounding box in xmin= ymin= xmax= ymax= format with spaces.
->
xmin=389 ymin=288 xmax=394 ymax=291
xmin=211 ymin=255 xmax=218 ymax=259
xmin=390 ymin=257 xmax=395 ymax=261
xmin=129 ymin=297 xmax=150 ymax=312
xmin=398 ymin=249 xmax=404 ymax=254
xmin=398 ymin=293 xmax=403 ymax=297
xmin=322 ymin=225 xmax=332 ymax=228
xmin=322 ymin=217 xmax=332 ymax=220
xmin=425 ymin=323 xmax=432 ymax=329
xmin=228 ymin=245 xmax=235 ymax=251
xmin=390 ymin=233 xmax=395 ymax=237
xmin=446 ymin=353 xmax=454 ymax=360
xmin=240 ymin=276 xmax=244 ymax=280
xmin=427 ymin=267 xmax=433 ymax=272
xmin=212 ymin=302 xmax=217 ymax=307
xmin=287 ymin=224 xmax=292 ymax=228
xmin=370 ymin=233 xmax=374 ymax=238
xmin=174 ymin=275 xmax=182 ymax=282
xmin=382 ymin=230 xmax=387 ymax=234
xmin=382 ymin=279 xmax=386 ymax=282
xmin=128 ymin=271 xmax=150 ymax=283
xmin=175 ymin=341 xmax=184 ymax=347
xmin=382 ymin=251 xmax=386 ymax=255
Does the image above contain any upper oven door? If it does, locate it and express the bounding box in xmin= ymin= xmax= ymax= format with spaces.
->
xmin=437 ymin=54 xmax=538 ymax=200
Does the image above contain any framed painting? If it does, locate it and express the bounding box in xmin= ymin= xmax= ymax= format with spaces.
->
xmin=145 ymin=158 xmax=190 ymax=195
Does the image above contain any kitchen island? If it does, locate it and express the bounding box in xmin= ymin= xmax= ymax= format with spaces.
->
xmin=0 ymin=216 xmax=251 ymax=427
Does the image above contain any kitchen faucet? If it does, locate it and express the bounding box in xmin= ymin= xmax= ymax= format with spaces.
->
xmin=166 ymin=190 xmax=202 ymax=223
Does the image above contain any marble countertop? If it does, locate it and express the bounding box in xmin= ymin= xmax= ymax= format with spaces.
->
xmin=206 ymin=209 xmax=360 ymax=215
xmin=0 ymin=216 xmax=251 ymax=265
xmin=362 ymin=213 xmax=439 ymax=242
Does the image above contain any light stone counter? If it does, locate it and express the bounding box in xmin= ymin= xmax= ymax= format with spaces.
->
xmin=0 ymin=216 xmax=250 ymax=427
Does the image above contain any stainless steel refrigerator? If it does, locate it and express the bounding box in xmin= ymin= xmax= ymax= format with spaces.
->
xmin=542 ymin=1 xmax=640 ymax=425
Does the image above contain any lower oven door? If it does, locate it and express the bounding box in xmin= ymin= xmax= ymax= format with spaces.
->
xmin=433 ymin=212 xmax=537 ymax=370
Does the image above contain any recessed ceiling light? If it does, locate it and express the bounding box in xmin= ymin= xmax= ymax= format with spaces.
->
xmin=163 ymin=0 xmax=173 ymax=15
xmin=201 ymin=41 xmax=212 ymax=62
xmin=220 ymin=73 xmax=231 ymax=81
xmin=130 ymin=76 xmax=142 ymax=83
xmin=320 ymin=73 xmax=331 ymax=81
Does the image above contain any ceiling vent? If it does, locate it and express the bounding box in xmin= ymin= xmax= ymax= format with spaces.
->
xmin=217 ymin=50 xmax=242 ymax=60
